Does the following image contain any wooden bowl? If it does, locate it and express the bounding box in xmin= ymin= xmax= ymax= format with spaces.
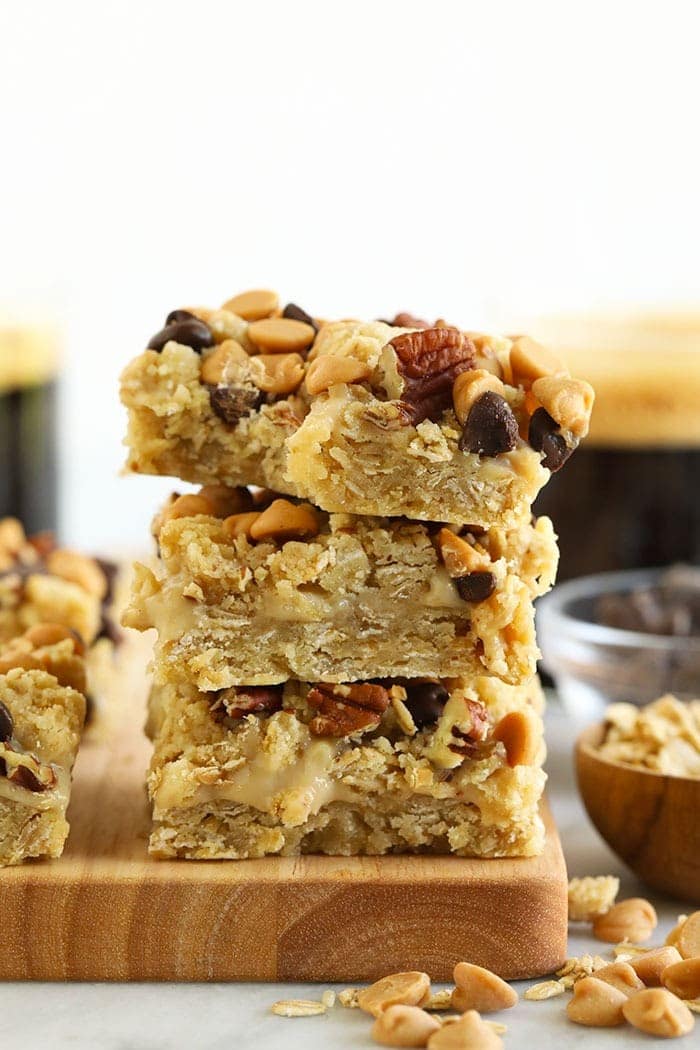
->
xmin=576 ymin=724 xmax=700 ymax=903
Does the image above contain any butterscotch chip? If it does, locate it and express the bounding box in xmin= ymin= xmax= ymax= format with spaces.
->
xmin=509 ymin=336 xmax=567 ymax=386
xmin=623 ymin=988 xmax=695 ymax=1037
xmin=200 ymin=339 xmax=249 ymax=385
xmin=451 ymin=962 xmax=518 ymax=1013
xmin=435 ymin=529 xmax=489 ymax=577
xmin=249 ymin=353 xmax=305 ymax=394
xmin=358 ymin=972 xmax=431 ymax=1018
xmin=247 ymin=317 xmax=316 ymax=353
xmin=593 ymin=961 xmax=645 ymax=996
xmin=566 ymin=976 xmax=628 ymax=1027
xmin=663 ymin=959 xmax=700 ymax=1001
xmin=567 ymin=875 xmax=619 ymax=921
xmin=677 ymin=911 xmax=700 ymax=959
xmin=531 ymin=375 xmax=594 ymax=439
xmin=371 ymin=1004 xmax=441 ymax=1047
xmin=632 ymin=947 xmax=683 ymax=987
xmin=248 ymin=499 xmax=319 ymax=542
xmin=452 ymin=370 xmax=505 ymax=426
xmin=159 ymin=494 xmax=214 ymax=529
xmin=0 ymin=517 xmax=26 ymax=555
xmin=305 ymin=354 xmax=372 ymax=395
xmin=493 ymin=709 xmax=539 ymax=766
xmin=197 ymin=485 xmax=252 ymax=519
xmin=222 ymin=289 xmax=279 ymax=321
xmin=222 ymin=511 xmax=261 ymax=540
xmin=592 ymin=898 xmax=658 ymax=943
xmin=427 ymin=1010 xmax=503 ymax=1049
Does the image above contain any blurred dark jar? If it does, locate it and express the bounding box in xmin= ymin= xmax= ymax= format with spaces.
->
xmin=529 ymin=314 xmax=700 ymax=580
xmin=0 ymin=325 xmax=58 ymax=533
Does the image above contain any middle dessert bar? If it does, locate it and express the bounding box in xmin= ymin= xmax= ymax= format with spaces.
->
xmin=124 ymin=486 xmax=558 ymax=688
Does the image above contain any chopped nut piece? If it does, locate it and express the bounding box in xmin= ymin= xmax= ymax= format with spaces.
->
xmin=622 ymin=988 xmax=695 ymax=1037
xmin=305 ymin=354 xmax=372 ymax=395
xmin=451 ymin=962 xmax=518 ymax=1013
xmin=389 ymin=327 xmax=475 ymax=425
xmin=435 ymin=528 xmax=489 ymax=578
xmin=566 ymin=976 xmax=628 ymax=1027
xmin=524 ymin=980 xmax=566 ymax=1001
xmin=222 ymin=289 xmax=279 ymax=321
xmin=593 ymin=898 xmax=658 ymax=944
xmin=308 ymin=681 xmax=390 ymax=737
xmin=567 ymin=875 xmax=620 ymax=921
xmin=371 ymin=1004 xmax=441 ymax=1047
xmin=358 ymin=971 xmax=431 ymax=1018
xmin=321 ymin=989 xmax=336 ymax=1009
xmin=270 ymin=999 xmax=326 ymax=1017
xmin=209 ymin=383 xmax=262 ymax=425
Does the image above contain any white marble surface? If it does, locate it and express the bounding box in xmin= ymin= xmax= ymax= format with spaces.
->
xmin=2 ymin=705 xmax=692 ymax=1050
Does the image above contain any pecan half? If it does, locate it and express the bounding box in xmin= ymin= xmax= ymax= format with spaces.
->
xmin=308 ymin=682 xmax=390 ymax=737
xmin=388 ymin=327 xmax=475 ymax=424
xmin=448 ymin=699 xmax=490 ymax=757
xmin=210 ymin=685 xmax=283 ymax=723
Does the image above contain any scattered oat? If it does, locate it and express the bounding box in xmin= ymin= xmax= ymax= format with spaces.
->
xmin=338 ymin=987 xmax=361 ymax=1008
xmin=555 ymin=954 xmax=608 ymax=987
xmin=424 ymin=989 xmax=454 ymax=1011
xmin=485 ymin=1021 xmax=508 ymax=1034
xmin=321 ymin=989 xmax=336 ymax=1009
xmin=271 ymin=999 xmax=326 ymax=1017
xmin=568 ymin=875 xmax=620 ymax=921
xmin=524 ymin=980 xmax=567 ymax=1000
xmin=613 ymin=942 xmax=650 ymax=959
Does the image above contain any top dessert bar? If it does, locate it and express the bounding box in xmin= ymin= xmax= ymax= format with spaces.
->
xmin=121 ymin=290 xmax=594 ymax=528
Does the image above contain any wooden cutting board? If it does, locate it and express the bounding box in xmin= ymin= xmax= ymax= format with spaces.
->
xmin=0 ymin=643 xmax=568 ymax=982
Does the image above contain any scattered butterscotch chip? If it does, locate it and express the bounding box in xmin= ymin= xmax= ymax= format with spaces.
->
xmin=632 ymin=946 xmax=683 ymax=986
xmin=524 ymin=980 xmax=567 ymax=1001
xmin=493 ymin=709 xmax=539 ymax=767
xmin=197 ymin=485 xmax=252 ymax=519
xmin=567 ymin=875 xmax=620 ymax=921
xmin=270 ymin=998 xmax=326 ymax=1017
xmin=357 ymin=972 xmax=431 ymax=1018
xmin=247 ymin=317 xmax=316 ymax=354
xmin=222 ymin=511 xmax=260 ymax=540
xmin=622 ymin=988 xmax=695 ymax=1038
xmin=427 ymin=1010 xmax=503 ymax=1049
xmin=676 ymin=911 xmax=700 ymax=959
xmin=566 ymin=976 xmax=628 ymax=1027
xmin=248 ymin=499 xmax=319 ymax=543
xmin=593 ymin=961 xmax=644 ymax=996
xmin=158 ymin=493 xmax=213 ymax=530
xmin=509 ymin=335 xmax=567 ymax=386
xmin=371 ymin=1004 xmax=441 ymax=1047
xmin=613 ymin=942 xmax=650 ymax=959
xmin=305 ymin=354 xmax=372 ymax=395
xmin=592 ymin=898 xmax=658 ymax=944
xmin=663 ymin=958 xmax=700 ymax=1001
xmin=451 ymin=962 xmax=517 ymax=1013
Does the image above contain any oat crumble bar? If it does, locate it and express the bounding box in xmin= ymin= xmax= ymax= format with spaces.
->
xmin=0 ymin=626 xmax=86 ymax=864
xmin=147 ymin=674 xmax=546 ymax=859
xmin=121 ymin=292 xmax=594 ymax=528
xmin=123 ymin=486 xmax=557 ymax=689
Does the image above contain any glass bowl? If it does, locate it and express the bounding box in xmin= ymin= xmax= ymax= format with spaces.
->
xmin=538 ymin=568 xmax=700 ymax=721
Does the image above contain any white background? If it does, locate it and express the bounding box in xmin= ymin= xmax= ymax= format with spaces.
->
xmin=1 ymin=0 xmax=699 ymax=550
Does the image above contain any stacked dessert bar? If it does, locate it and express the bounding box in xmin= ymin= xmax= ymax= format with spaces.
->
xmin=121 ymin=290 xmax=593 ymax=859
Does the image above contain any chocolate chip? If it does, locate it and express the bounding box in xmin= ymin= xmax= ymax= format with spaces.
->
xmin=209 ymin=384 xmax=262 ymax=425
xmin=455 ymin=571 xmax=496 ymax=602
xmin=528 ymin=407 xmax=574 ymax=471
xmin=459 ymin=391 xmax=519 ymax=456
xmin=282 ymin=303 xmax=318 ymax=332
xmin=0 ymin=701 xmax=13 ymax=742
xmin=165 ymin=309 xmax=199 ymax=325
xmin=403 ymin=681 xmax=449 ymax=729
xmin=148 ymin=316 xmax=215 ymax=354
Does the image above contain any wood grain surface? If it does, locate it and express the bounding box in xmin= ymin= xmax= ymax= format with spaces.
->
xmin=577 ymin=723 xmax=700 ymax=905
xmin=0 ymin=651 xmax=568 ymax=982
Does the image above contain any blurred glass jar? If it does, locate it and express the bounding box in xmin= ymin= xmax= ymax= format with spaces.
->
xmin=522 ymin=313 xmax=700 ymax=579
xmin=0 ymin=322 xmax=59 ymax=532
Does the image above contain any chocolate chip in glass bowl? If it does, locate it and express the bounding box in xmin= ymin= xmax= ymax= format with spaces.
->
xmin=458 ymin=391 xmax=519 ymax=456
xmin=209 ymin=385 xmax=263 ymax=425
xmin=455 ymin=571 xmax=497 ymax=602
xmin=403 ymin=681 xmax=449 ymax=728
xmin=528 ymin=407 xmax=575 ymax=471
xmin=148 ymin=314 xmax=215 ymax=354
xmin=0 ymin=701 xmax=13 ymax=742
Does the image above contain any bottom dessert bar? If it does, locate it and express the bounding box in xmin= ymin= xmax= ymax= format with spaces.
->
xmin=0 ymin=626 xmax=87 ymax=865
xmin=148 ymin=675 xmax=546 ymax=860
